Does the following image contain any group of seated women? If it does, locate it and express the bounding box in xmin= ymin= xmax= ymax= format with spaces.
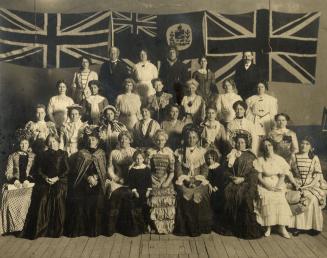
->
xmin=0 ymin=54 xmax=326 ymax=240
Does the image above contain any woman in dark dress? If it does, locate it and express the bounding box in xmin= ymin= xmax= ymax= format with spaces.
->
xmin=127 ymin=150 xmax=152 ymax=231
xmin=205 ymin=149 xmax=226 ymax=216
xmin=65 ymin=125 xmax=107 ymax=237
xmin=22 ymin=134 xmax=69 ymax=239
xmin=105 ymin=131 xmax=146 ymax=237
xmin=214 ymin=132 xmax=263 ymax=239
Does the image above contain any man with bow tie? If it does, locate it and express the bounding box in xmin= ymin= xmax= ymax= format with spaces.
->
xmin=234 ymin=51 xmax=262 ymax=100
xmin=99 ymin=47 xmax=130 ymax=103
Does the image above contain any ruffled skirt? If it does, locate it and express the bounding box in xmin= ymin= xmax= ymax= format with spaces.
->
xmin=255 ymin=185 xmax=292 ymax=226
xmin=148 ymin=186 xmax=176 ymax=234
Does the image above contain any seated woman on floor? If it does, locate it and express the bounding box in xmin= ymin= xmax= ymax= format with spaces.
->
xmin=288 ymin=137 xmax=327 ymax=236
xmin=215 ymin=132 xmax=264 ymax=239
xmin=0 ymin=129 xmax=36 ymax=235
xmin=174 ymin=125 xmax=213 ymax=237
xmin=22 ymin=133 xmax=69 ymax=239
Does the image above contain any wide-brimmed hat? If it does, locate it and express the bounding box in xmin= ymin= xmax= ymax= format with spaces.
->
xmin=103 ymin=105 xmax=118 ymax=114
xmin=67 ymin=104 xmax=83 ymax=112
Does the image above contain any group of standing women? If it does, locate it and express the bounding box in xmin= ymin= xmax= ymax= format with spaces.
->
xmin=0 ymin=49 xmax=326 ymax=240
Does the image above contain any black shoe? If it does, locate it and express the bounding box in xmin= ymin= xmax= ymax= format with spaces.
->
xmin=308 ymin=229 xmax=320 ymax=236
xmin=292 ymin=229 xmax=301 ymax=236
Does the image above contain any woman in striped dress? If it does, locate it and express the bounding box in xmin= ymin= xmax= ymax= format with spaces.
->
xmin=71 ymin=56 xmax=98 ymax=103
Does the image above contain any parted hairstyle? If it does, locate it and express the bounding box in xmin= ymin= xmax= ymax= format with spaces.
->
xmin=118 ymin=131 xmax=133 ymax=144
xmin=232 ymin=100 xmax=248 ymax=111
xmin=274 ymin=113 xmax=290 ymax=122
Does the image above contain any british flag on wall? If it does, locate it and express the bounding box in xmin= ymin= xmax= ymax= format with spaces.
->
xmin=111 ymin=11 xmax=159 ymax=68
xmin=0 ymin=8 xmax=321 ymax=85
xmin=0 ymin=8 xmax=112 ymax=68
xmin=204 ymin=9 xmax=320 ymax=84
xmin=269 ymin=11 xmax=320 ymax=84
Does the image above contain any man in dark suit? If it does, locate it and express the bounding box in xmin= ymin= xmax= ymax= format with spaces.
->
xmin=159 ymin=46 xmax=189 ymax=104
xmin=234 ymin=51 xmax=261 ymax=100
xmin=99 ymin=47 xmax=130 ymax=103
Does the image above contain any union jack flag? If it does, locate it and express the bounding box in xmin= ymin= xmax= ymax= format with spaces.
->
xmin=112 ymin=11 xmax=158 ymax=67
xmin=204 ymin=10 xmax=268 ymax=83
xmin=269 ymin=11 xmax=320 ymax=84
xmin=204 ymin=9 xmax=320 ymax=85
xmin=0 ymin=8 xmax=112 ymax=68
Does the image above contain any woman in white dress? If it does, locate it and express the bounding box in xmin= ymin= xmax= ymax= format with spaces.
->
xmin=134 ymin=49 xmax=158 ymax=104
xmin=83 ymin=80 xmax=109 ymax=124
xmin=71 ymin=56 xmax=98 ymax=103
xmin=63 ymin=104 xmax=87 ymax=156
xmin=215 ymin=78 xmax=242 ymax=125
xmin=116 ymin=78 xmax=142 ymax=131
xmin=181 ymin=79 xmax=206 ymax=125
xmin=289 ymin=137 xmax=327 ymax=235
xmin=254 ymin=138 xmax=298 ymax=239
xmin=246 ymin=81 xmax=278 ymax=137
xmin=25 ymin=104 xmax=56 ymax=154
xmin=47 ymin=80 xmax=74 ymax=123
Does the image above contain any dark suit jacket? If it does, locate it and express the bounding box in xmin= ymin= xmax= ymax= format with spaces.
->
xmin=159 ymin=59 xmax=189 ymax=104
xmin=234 ymin=63 xmax=261 ymax=100
xmin=99 ymin=60 xmax=130 ymax=103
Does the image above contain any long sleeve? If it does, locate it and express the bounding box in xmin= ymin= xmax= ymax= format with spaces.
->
xmin=59 ymin=152 xmax=70 ymax=179
xmin=47 ymin=97 xmax=55 ymax=122
xmin=291 ymin=132 xmax=299 ymax=154
xmin=5 ymin=154 xmax=15 ymax=182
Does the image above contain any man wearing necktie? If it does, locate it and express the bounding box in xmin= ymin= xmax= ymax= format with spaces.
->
xmin=99 ymin=47 xmax=130 ymax=103
xmin=234 ymin=51 xmax=262 ymax=100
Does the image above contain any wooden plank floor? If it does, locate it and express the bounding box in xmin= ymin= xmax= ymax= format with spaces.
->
xmin=1 ymin=214 xmax=327 ymax=258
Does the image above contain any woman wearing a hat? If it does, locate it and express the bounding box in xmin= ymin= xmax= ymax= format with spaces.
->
xmin=99 ymin=105 xmax=127 ymax=153
xmin=215 ymin=131 xmax=263 ymax=239
xmin=66 ymin=125 xmax=107 ymax=237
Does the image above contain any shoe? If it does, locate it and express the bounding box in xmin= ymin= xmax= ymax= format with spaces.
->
xmin=279 ymin=228 xmax=291 ymax=239
xmin=264 ymin=227 xmax=271 ymax=237
xmin=292 ymin=229 xmax=300 ymax=237
xmin=308 ymin=229 xmax=320 ymax=236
